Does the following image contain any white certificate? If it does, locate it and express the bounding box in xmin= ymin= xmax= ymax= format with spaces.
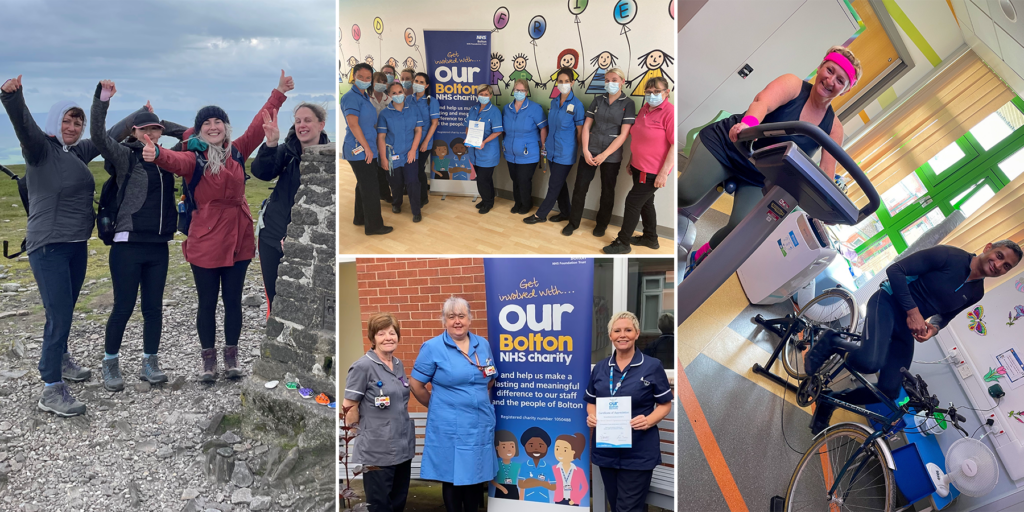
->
xmin=465 ymin=120 xmax=485 ymax=148
xmin=596 ymin=396 xmax=632 ymax=448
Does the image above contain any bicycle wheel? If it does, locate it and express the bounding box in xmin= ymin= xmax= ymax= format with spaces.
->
xmin=780 ymin=287 xmax=858 ymax=379
xmin=785 ymin=426 xmax=893 ymax=512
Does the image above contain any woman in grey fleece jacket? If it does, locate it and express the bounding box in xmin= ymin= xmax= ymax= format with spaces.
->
xmin=0 ymin=75 xmax=140 ymax=418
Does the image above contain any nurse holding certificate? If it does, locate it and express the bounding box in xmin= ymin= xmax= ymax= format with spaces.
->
xmin=464 ymin=85 xmax=503 ymax=214
xmin=585 ymin=311 xmax=673 ymax=512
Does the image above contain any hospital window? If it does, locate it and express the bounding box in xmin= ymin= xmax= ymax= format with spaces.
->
xmin=838 ymin=97 xmax=1024 ymax=279
xmin=589 ymin=258 xmax=675 ymax=370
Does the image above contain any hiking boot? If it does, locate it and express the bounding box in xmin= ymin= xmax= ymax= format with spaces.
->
xmin=803 ymin=333 xmax=838 ymax=376
xmin=223 ymin=346 xmax=242 ymax=379
xmin=629 ymin=235 xmax=661 ymax=250
xmin=140 ymin=354 xmax=168 ymax=384
xmin=61 ymin=352 xmax=91 ymax=382
xmin=810 ymin=392 xmax=837 ymax=436
xmin=101 ymin=357 xmax=125 ymax=392
xmin=37 ymin=382 xmax=87 ymax=417
xmin=602 ymin=240 xmax=632 ymax=254
xmin=200 ymin=348 xmax=217 ymax=383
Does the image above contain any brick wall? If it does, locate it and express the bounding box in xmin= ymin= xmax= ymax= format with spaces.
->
xmin=355 ymin=258 xmax=487 ymax=412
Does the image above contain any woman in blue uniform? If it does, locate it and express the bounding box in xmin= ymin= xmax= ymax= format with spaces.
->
xmin=410 ymin=297 xmax=497 ymax=512
xmin=524 ymin=67 xmax=584 ymax=225
xmin=376 ymin=82 xmax=424 ymax=222
xmin=465 ymin=85 xmax=503 ymax=214
xmin=501 ymin=79 xmax=548 ymax=215
xmin=411 ymin=72 xmax=440 ymax=205
xmin=342 ymin=63 xmax=392 ymax=235
xmin=585 ymin=311 xmax=673 ymax=512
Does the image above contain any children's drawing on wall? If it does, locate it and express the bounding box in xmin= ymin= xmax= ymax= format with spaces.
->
xmin=344 ymin=56 xmax=359 ymax=83
xmin=582 ymin=51 xmax=620 ymax=95
xmin=386 ymin=57 xmax=399 ymax=70
xmin=545 ymin=49 xmax=581 ymax=99
xmin=1009 ymin=411 xmax=1024 ymax=424
xmin=449 ymin=138 xmax=474 ymax=181
xmin=527 ymin=14 xmax=548 ymax=89
xmin=627 ymin=49 xmax=674 ymax=98
xmin=996 ymin=348 xmax=1024 ymax=389
xmin=432 ymin=140 xmax=451 ymax=180
xmin=364 ymin=54 xmax=375 ymax=72
xmin=1006 ymin=305 xmax=1024 ymax=326
xmin=966 ymin=305 xmax=987 ymax=336
xmin=404 ymin=27 xmax=425 ymax=70
xmin=509 ymin=53 xmax=535 ymax=96
xmin=404 ymin=56 xmax=418 ymax=71
xmin=1016 ymin=276 xmax=1024 ymax=292
xmin=490 ymin=52 xmax=505 ymax=97
xmin=493 ymin=6 xmax=510 ymax=31
xmin=985 ymin=367 xmax=1007 ymax=382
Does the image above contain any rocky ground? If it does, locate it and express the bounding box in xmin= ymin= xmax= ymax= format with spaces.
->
xmin=0 ymin=240 xmax=313 ymax=512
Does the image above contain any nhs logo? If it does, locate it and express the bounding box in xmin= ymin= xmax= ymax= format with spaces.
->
xmin=476 ymin=35 xmax=487 ymax=40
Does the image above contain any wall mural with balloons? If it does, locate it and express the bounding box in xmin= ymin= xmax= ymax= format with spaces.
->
xmin=338 ymin=0 xmax=675 ymax=112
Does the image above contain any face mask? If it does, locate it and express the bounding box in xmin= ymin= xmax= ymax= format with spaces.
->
xmin=513 ymin=91 xmax=527 ymax=102
xmin=401 ymin=80 xmax=412 ymax=90
xmin=558 ymin=84 xmax=572 ymax=95
xmin=478 ymin=96 xmax=491 ymax=105
xmin=392 ymin=94 xmax=406 ymax=105
xmin=385 ymin=74 xmax=394 ymax=83
xmin=605 ymin=82 xmax=620 ymax=94
xmin=645 ymin=93 xmax=664 ymax=107
xmin=373 ymin=83 xmax=387 ymax=93
xmin=355 ymin=80 xmax=371 ymax=91
xmin=413 ymin=83 xmax=426 ymax=94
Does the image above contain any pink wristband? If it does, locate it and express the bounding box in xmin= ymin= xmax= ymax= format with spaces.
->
xmin=741 ymin=115 xmax=760 ymax=127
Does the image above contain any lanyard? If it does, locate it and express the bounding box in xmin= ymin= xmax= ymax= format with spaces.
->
xmin=560 ymin=465 xmax=575 ymax=490
xmin=609 ymin=364 xmax=629 ymax=396
xmin=457 ymin=346 xmax=482 ymax=368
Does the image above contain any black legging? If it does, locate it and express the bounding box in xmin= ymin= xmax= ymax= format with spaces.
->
xmin=507 ymin=161 xmax=539 ymax=212
xmin=190 ymin=259 xmax=250 ymax=350
xmin=417 ymin=149 xmax=431 ymax=202
xmin=258 ymin=237 xmax=283 ymax=317
xmin=475 ymin=165 xmax=496 ymax=208
xmin=615 ymin=166 xmax=659 ymax=244
xmin=834 ymin=290 xmax=915 ymax=404
xmin=105 ymin=242 xmax=168 ymax=355
xmin=679 ymin=136 xmax=763 ymax=249
xmin=351 ymin=158 xmax=385 ymax=234
xmin=569 ymin=156 xmax=620 ymax=230
xmin=441 ymin=482 xmax=483 ymax=512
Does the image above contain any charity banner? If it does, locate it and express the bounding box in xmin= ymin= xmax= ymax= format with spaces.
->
xmin=484 ymin=258 xmax=593 ymax=510
xmin=424 ymin=29 xmax=490 ymax=197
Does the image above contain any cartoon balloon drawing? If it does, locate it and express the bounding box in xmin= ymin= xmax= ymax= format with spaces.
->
xmin=373 ymin=17 xmax=384 ymax=35
xmin=568 ymin=0 xmax=588 ymax=15
xmin=669 ymin=0 xmax=675 ymax=19
xmin=352 ymin=24 xmax=361 ymax=41
xmin=528 ymin=15 xmax=547 ymax=40
xmin=614 ymin=0 xmax=638 ymax=25
xmin=405 ymin=27 xmax=416 ymax=46
xmin=494 ymin=7 xmax=510 ymax=30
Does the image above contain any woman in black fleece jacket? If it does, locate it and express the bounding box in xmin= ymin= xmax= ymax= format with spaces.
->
xmin=0 ymin=75 xmax=139 ymax=417
xmin=91 ymin=80 xmax=187 ymax=392
xmin=250 ymin=102 xmax=330 ymax=315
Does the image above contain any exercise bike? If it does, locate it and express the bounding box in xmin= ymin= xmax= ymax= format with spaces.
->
xmin=677 ymin=122 xmax=881 ymax=322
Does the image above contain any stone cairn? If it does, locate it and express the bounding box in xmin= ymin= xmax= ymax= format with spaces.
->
xmin=237 ymin=143 xmax=336 ymax=511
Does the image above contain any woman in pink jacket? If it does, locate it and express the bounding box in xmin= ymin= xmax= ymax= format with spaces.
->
xmin=552 ymin=433 xmax=588 ymax=506
xmin=143 ymin=71 xmax=293 ymax=382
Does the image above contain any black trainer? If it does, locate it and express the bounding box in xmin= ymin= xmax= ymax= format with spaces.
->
xmin=803 ymin=333 xmax=838 ymax=376
xmin=810 ymin=392 xmax=836 ymax=436
xmin=602 ymin=240 xmax=632 ymax=254
xmin=629 ymin=235 xmax=660 ymax=250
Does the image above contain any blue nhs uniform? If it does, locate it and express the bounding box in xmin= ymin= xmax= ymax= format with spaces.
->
xmin=464 ymin=103 xmax=503 ymax=167
xmin=412 ymin=331 xmax=497 ymax=485
xmin=502 ymin=99 xmax=547 ymax=164
xmin=409 ymin=93 xmax=440 ymax=148
xmin=341 ymin=87 xmax=379 ymax=161
xmin=375 ymin=103 xmax=423 ymax=167
xmin=449 ymin=153 xmax=473 ymax=180
xmin=544 ymin=90 xmax=585 ymax=166
xmin=521 ymin=458 xmax=553 ymax=503
xmin=585 ymin=351 xmax=673 ymax=470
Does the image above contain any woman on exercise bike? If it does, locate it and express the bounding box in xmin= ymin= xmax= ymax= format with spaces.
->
xmin=679 ymin=45 xmax=861 ymax=271
xmin=805 ymin=241 xmax=1022 ymax=435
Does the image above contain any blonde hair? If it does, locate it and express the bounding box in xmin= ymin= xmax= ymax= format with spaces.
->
xmin=824 ymin=45 xmax=862 ymax=88
xmin=606 ymin=311 xmax=640 ymax=337
xmin=475 ymin=84 xmax=492 ymax=95
xmin=605 ymin=68 xmax=627 ymax=82
xmin=512 ymin=79 xmax=531 ymax=93
xmin=401 ymin=68 xmax=416 ymax=80
xmin=199 ymin=124 xmax=233 ymax=176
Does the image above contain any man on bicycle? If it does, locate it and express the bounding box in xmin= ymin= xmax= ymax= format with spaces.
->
xmin=805 ymin=240 xmax=1022 ymax=435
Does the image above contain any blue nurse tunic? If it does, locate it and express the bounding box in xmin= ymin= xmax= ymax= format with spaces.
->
xmin=409 ymin=93 xmax=440 ymax=148
xmin=502 ymin=99 xmax=548 ymax=165
xmin=584 ymin=351 xmax=673 ymax=470
xmin=464 ymin=103 xmax=503 ymax=167
xmin=341 ymin=87 xmax=379 ymax=161
xmin=544 ymin=90 xmax=585 ymax=166
xmin=376 ymin=102 xmax=423 ymax=167
xmin=412 ymin=331 xmax=497 ymax=485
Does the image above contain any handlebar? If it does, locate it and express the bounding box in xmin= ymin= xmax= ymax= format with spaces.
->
xmin=732 ymin=121 xmax=881 ymax=224
xmin=0 ymin=164 xmax=14 ymax=179
xmin=900 ymin=367 xmax=969 ymax=436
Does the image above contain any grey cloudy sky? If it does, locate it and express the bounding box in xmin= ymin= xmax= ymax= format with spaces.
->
xmin=0 ymin=0 xmax=334 ymax=117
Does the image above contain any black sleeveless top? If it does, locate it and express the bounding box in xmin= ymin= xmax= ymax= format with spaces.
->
xmin=698 ymin=81 xmax=835 ymax=187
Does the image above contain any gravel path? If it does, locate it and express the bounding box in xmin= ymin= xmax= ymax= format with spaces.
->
xmin=0 ymin=244 xmax=295 ymax=512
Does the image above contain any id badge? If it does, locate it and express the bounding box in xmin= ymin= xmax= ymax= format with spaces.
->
xmin=504 ymin=478 xmax=512 ymax=484
xmin=566 ymin=104 xmax=575 ymax=113
xmin=483 ymin=365 xmax=496 ymax=377
xmin=375 ymin=395 xmax=391 ymax=408
xmin=538 ymin=474 xmax=546 ymax=481
xmin=351 ymin=145 xmax=365 ymax=156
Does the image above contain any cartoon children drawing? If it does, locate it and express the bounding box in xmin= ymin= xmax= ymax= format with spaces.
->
xmin=552 ymin=433 xmax=588 ymax=506
xmin=582 ymin=51 xmax=620 ymax=95
xmin=547 ymin=49 xmax=580 ymax=99
xmin=508 ymin=53 xmax=536 ymax=96
xmin=492 ymin=430 xmax=523 ymax=500
xmin=344 ymin=55 xmax=360 ymax=83
xmin=431 ymin=140 xmax=451 ymax=180
xmin=403 ymin=56 xmax=418 ymax=71
xmin=519 ymin=427 xmax=553 ymax=503
xmin=627 ymin=49 xmax=675 ymax=97
xmin=490 ymin=52 xmax=505 ymax=97
xmin=448 ymin=138 xmax=474 ymax=180
xmin=386 ymin=57 xmax=399 ymax=70
xmin=364 ymin=54 xmax=376 ymax=72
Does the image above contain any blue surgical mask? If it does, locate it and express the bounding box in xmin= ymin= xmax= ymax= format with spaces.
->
xmin=413 ymin=84 xmax=426 ymax=94
xmin=392 ymin=94 xmax=406 ymax=104
xmin=385 ymin=74 xmax=394 ymax=83
xmin=355 ymin=80 xmax=371 ymax=91
xmin=401 ymin=80 xmax=412 ymax=90
xmin=645 ymin=93 xmax=664 ymax=107
xmin=513 ymin=91 xmax=526 ymax=102
xmin=605 ymin=82 xmax=620 ymax=94
xmin=478 ymin=96 xmax=491 ymax=105
xmin=373 ymin=83 xmax=386 ymax=93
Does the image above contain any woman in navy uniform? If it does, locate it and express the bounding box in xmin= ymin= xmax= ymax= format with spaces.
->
xmin=585 ymin=311 xmax=673 ymax=512
xmin=524 ymin=67 xmax=584 ymax=226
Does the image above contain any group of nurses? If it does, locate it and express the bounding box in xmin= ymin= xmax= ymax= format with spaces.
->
xmin=342 ymin=63 xmax=392 ymax=235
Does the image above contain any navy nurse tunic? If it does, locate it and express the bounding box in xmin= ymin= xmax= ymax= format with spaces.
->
xmin=585 ymin=351 xmax=673 ymax=470
xmin=545 ymin=90 xmax=586 ymax=166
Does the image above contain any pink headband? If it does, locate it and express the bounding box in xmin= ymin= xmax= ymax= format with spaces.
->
xmin=823 ymin=52 xmax=858 ymax=88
